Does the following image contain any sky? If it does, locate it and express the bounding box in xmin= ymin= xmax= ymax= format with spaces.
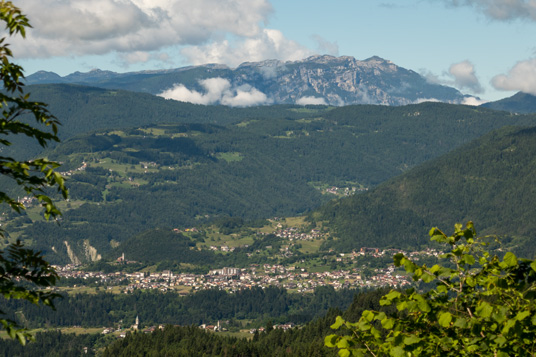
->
xmin=9 ymin=0 xmax=536 ymax=102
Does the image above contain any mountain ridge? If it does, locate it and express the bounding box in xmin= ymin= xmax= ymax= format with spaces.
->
xmin=26 ymin=55 xmax=467 ymax=107
xmin=316 ymin=124 xmax=536 ymax=255
xmin=481 ymin=91 xmax=536 ymax=114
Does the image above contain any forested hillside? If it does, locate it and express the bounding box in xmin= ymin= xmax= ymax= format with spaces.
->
xmin=0 ymin=288 xmax=390 ymax=356
xmin=6 ymin=83 xmax=330 ymax=160
xmin=0 ymin=286 xmax=357 ymax=330
xmin=481 ymin=91 xmax=536 ymax=114
xmin=316 ymin=125 xmax=536 ymax=255
xmin=5 ymin=96 xmax=536 ymax=264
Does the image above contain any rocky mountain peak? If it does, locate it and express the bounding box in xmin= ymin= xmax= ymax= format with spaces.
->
xmin=26 ymin=55 xmax=467 ymax=107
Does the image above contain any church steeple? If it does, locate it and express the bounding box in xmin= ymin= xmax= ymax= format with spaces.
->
xmin=132 ymin=315 xmax=139 ymax=330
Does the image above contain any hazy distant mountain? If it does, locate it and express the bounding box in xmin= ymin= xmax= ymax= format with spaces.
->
xmin=26 ymin=55 xmax=467 ymax=106
xmin=481 ymin=91 xmax=536 ymax=114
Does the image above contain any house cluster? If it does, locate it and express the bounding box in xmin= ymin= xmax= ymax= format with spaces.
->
xmin=209 ymin=245 xmax=236 ymax=252
xmin=249 ymin=323 xmax=295 ymax=334
xmin=199 ymin=320 xmax=224 ymax=332
xmin=17 ymin=196 xmax=36 ymax=208
xmin=58 ymin=161 xmax=87 ymax=176
xmin=140 ymin=161 xmax=157 ymax=169
xmin=54 ymin=246 xmax=444 ymax=294
xmin=209 ymin=267 xmax=240 ymax=276
xmin=130 ymin=265 xmax=410 ymax=293
xmin=322 ymin=186 xmax=368 ymax=196
xmin=55 ymin=261 xmax=412 ymax=294
xmin=273 ymin=226 xmax=323 ymax=241
xmin=101 ymin=316 xmax=165 ymax=338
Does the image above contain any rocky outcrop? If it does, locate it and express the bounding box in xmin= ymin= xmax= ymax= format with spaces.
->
xmin=64 ymin=241 xmax=81 ymax=265
xmin=83 ymin=240 xmax=102 ymax=262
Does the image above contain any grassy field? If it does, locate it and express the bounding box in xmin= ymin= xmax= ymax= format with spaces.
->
xmin=0 ymin=326 xmax=105 ymax=340
xmin=215 ymin=152 xmax=243 ymax=162
xmin=298 ymin=239 xmax=325 ymax=254
xmin=57 ymin=285 xmax=125 ymax=295
xmin=215 ymin=330 xmax=252 ymax=340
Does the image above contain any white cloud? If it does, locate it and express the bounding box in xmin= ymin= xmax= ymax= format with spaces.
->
xmin=462 ymin=96 xmax=488 ymax=105
xmin=157 ymin=77 xmax=271 ymax=107
xmin=413 ymin=98 xmax=442 ymax=104
xmin=448 ymin=60 xmax=483 ymax=93
xmin=419 ymin=69 xmax=442 ymax=84
xmin=180 ymin=29 xmax=313 ymax=67
xmin=12 ymin=0 xmax=273 ymax=60
xmin=492 ymin=58 xmax=536 ymax=95
xmin=442 ymin=0 xmax=536 ymax=21
xmin=118 ymin=51 xmax=173 ymax=66
xmin=311 ymin=35 xmax=339 ymax=56
xmin=296 ymin=96 xmax=328 ymax=105
xmin=420 ymin=61 xmax=483 ymax=95
xmin=221 ymin=85 xmax=271 ymax=106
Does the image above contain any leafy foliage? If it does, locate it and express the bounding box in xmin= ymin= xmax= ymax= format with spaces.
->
xmin=326 ymin=222 xmax=536 ymax=356
xmin=0 ymin=1 xmax=67 ymax=344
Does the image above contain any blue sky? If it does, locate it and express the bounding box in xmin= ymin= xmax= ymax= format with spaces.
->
xmin=12 ymin=0 xmax=536 ymax=101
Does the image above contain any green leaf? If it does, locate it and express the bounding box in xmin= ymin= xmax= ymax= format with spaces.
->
xmin=381 ymin=317 xmax=395 ymax=330
xmin=466 ymin=275 xmax=476 ymax=287
xmin=438 ymin=312 xmax=452 ymax=327
xmin=336 ymin=337 xmax=350 ymax=349
xmin=331 ymin=316 xmax=345 ymax=330
xmin=453 ymin=317 xmax=468 ymax=328
xmin=390 ymin=346 xmax=406 ymax=357
xmin=393 ymin=253 xmax=405 ymax=266
xmin=414 ymin=294 xmax=431 ymax=313
xmin=502 ymin=319 xmax=516 ymax=335
xmin=462 ymin=254 xmax=475 ymax=265
xmin=338 ymin=349 xmax=350 ymax=357
xmin=494 ymin=335 xmax=507 ymax=346
xmin=515 ymin=310 xmax=530 ymax=321
xmin=384 ymin=290 xmax=402 ymax=301
xmin=421 ymin=272 xmax=435 ymax=283
xmin=530 ymin=260 xmax=536 ymax=272
xmin=476 ymin=301 xmax=493 ymax=318
xmin=503 ymin=252 xmax=518 ymax=267
xmin=429 ymin=264 xmax=440 ymax=274
xmin=325 ymin=334 xmax=339 ymax=347
xmin=404 ymin=334 xmax=421 ymax=345
xmin=362 ymin=310 xmax=375 ymax=322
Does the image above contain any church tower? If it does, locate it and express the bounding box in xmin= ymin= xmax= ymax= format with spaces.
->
xmin=132 ymin=315 xmax=139 ymax=330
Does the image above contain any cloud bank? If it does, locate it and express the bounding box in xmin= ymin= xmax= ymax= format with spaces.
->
xmin=181 ymin=29 xmax=312 ymax=67
xmin=15 ymin=0 xmax=271 ymax=56
xmin=420 ymin=60 xmax=483 ymax=95
xmin=461 ymin=96 xmax=488 ymax=106
xmin=11 ymin=0 xmax=314 ymax=68
xmin=296 ymin=96 xmax=328 ymax=105
xmin=158 ymin=78 xmax=272 ymax=107
xmin=442 ymin=0 xmax=536 ymax=21
xmin=492 ymin=58 xmax=536 ymax=95
xmin=448 ymin=60 xmax=483 ymax=94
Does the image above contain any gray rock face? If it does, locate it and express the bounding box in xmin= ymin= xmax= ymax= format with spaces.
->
xmin=26 ymin=55 xmax=465 ymax=106
xmin=236 ymin=55 xmax=463 ymax=106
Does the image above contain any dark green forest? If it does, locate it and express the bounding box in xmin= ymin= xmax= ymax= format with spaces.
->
xmin=0 ymin=288 xmax=390 ymax=357
xmin=0 ymin=286 xmax=358 ymax=329
xmin=316 ymin=125 xmax=536 ymax=255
